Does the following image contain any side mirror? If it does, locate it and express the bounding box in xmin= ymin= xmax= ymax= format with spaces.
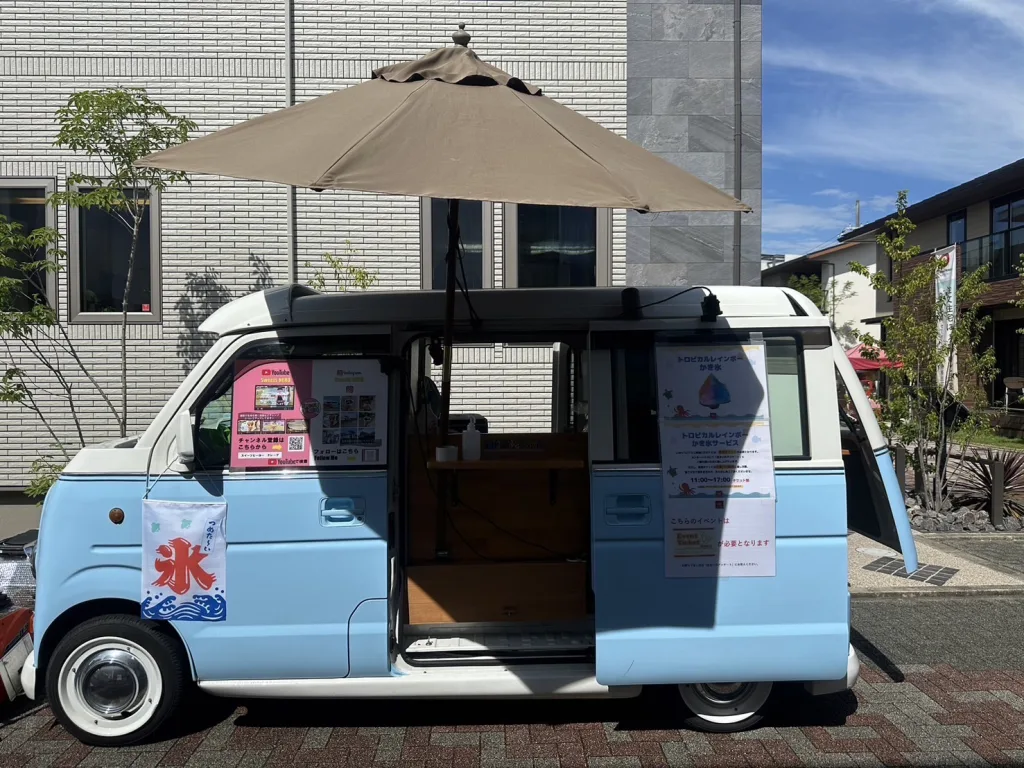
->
xmin=176 ymin=410 xmax=195 ymax=465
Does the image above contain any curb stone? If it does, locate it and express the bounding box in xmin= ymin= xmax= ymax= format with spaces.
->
xmin=851 ymin=584 xmax=1024 ymax=599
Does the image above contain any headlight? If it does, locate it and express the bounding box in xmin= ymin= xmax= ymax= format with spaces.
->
xmin=23 ymin=542 xmax=36 ymax=580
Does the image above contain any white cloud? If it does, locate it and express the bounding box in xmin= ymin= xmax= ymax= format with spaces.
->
xmin=814 ymin=189 xmax=856 ymax=199
xmin=761 ymin=198 xmax=861 ymax=254
xmin=924 ymin=0 xmax=1024 ymax=41
xmin=764 ymin=32 xmax=1024 ymax=184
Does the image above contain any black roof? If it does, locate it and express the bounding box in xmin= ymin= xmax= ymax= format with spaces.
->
xmin=839 ymin=157 xmax=1024 ymax=242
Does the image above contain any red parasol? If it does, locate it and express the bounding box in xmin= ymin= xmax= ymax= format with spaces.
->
xmin=847 ymin=343 xmax=901 ymax=372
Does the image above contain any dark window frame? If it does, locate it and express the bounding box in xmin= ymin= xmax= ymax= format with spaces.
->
xmin=503 ymin=203 xmax=611 ymax=288
xmin=947 ymin=210 xmax=967 ymax=246
xmin=0 ymin=178 xmax=57 ymax=308
xmin=420 ymin=198 xmax=492 ymax=290
xmin=192 ymin=334 xmax=393 ymax=473
xmin=68 ymin=184 xmax=161 ymax=324
xmin=591 ymin=329 xmax=818 ymax=465
xmin=991 ymin=189 xmax=1024 ymax=234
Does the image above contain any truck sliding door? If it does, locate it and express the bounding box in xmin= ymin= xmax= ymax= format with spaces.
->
xmin=588 ymin=324 xmax=852 ymax=687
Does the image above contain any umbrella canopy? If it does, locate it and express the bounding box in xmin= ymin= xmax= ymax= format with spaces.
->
xmin=137 ymin=34 xmax=748 ymax=213
xmin=139 ymin=25 xmax=750 ymax=447
xmin=847 ymin=343 xmax=900 ymax=372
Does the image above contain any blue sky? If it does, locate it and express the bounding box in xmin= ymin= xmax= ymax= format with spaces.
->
xmin=764 ymin=0 xmax=1024 ymax=255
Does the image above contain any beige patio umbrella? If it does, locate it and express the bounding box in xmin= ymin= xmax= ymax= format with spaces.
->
xmin=139 ymin=24 xmax=750 ymax=443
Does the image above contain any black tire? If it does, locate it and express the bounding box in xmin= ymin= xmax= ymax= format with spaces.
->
xmin=45 ymin=614 xmax=188 ymax=747
xmin=677 ymin=681 xmax=773 ymax=733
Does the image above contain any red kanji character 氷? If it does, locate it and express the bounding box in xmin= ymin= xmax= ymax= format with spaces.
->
xmin=152 ymin=537 xmax=216 ymax=596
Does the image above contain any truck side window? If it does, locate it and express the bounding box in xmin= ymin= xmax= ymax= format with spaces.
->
xmin=194 ymin=374 xmax=233 ymax=471
xmin=765 ymin=337 xmax=809 ymax=459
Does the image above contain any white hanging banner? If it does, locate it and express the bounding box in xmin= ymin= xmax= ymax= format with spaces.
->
xmin=142 ymin=500 xmax=227 ymax=621
xmin=935 ymin=245 xmax=958 ymax=392
xmin=656 ymin=343 xmax=777 ymax=578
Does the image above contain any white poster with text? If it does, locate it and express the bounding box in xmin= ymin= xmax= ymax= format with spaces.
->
xmin=656 ymin=343 xmax=777 ymax=578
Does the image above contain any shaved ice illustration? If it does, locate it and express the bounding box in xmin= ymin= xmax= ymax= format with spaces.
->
xmin=698 ymin=374 xmax=731 ymax=410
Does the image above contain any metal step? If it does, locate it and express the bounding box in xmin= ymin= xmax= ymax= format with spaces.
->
xmin=403 ymin=622 xmax=595 ymax=662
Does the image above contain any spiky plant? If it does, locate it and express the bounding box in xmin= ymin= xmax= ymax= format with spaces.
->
xmin=949 ymin=449 xmax=1024 ymax=520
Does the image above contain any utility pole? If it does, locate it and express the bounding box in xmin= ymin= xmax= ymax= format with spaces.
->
xmin=855 ymin=200 xmax=861 ymax=228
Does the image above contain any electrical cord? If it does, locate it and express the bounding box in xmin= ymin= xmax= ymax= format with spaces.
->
xmin=637 ymin=285 xmax=711 ymax=310
xmin=453 ymin=233 xmax=482 ymax=330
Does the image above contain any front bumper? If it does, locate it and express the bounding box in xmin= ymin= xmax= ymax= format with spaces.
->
xmin=804 ymin=643 xmax=860 ymax=696
xmin=19 ymin=649 xmax=36 ymax=701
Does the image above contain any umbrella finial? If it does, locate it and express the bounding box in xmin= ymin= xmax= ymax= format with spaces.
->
xmin=452 ymin=22 xmax=471 ymax=47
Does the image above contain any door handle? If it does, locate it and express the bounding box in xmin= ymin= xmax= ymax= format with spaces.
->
xmin=604 ymin=494 xmax=652 ymax=526
xmin=322 ymin=512 xmax=355 ymax=524
xmin=320 ymin=497 xmax=364 ymax=527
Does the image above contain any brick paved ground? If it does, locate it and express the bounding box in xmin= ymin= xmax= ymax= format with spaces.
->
xmin=2 ymin=597 xmax=1023 ymax=767
xmin=924 ymin=535 xmax=1024 ymax=579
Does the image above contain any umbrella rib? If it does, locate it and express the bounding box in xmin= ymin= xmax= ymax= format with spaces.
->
xmin=315 ymin=80 xmax=430 ymax=189
xmin=511 ymin=90 xmax=642 ymax=210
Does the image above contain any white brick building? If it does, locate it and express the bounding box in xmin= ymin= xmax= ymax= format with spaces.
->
xmin=0 ymin=1 xmax=761 ymax=492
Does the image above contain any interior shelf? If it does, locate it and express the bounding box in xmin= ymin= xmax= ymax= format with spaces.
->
xmin=426 ymin=459 xmax=586 ymax=471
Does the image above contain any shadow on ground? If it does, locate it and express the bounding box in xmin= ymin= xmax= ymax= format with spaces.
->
xmin=172 ymin=683 xmax=858 ymax=739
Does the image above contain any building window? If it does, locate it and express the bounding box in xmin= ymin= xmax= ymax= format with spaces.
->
xmin=0 ymin=179 xmax=56 ymax=308
xmin=421 ymin=198 xmax=492 ymax=290
xmin=503 ymin=204 xmax=611 ymax=288
xmin=947 ymin=211 xmax=967 ymax=246
xmin=992 ymin=191 xmax=1024 ymax=234
xmin=69 ymin=187 xmax=160 ymax=322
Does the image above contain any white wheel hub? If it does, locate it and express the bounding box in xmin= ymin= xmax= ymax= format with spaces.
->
xmin=678 ymin=681 xmax=772 ymax=725
xmin=56 ymin=636 xmax=162 ymax=738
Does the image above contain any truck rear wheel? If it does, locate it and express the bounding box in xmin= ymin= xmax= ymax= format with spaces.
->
xmin=677 ymin=681 xmax=773 ymax=733
xmin=45 ymin=615 xmax=187 ymax=746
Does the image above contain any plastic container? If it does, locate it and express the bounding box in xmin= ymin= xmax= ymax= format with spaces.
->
xmin=462 ymin=417 xmax=482 ymax=461
xmin=435 ymin=445 xmax=458 ymax=462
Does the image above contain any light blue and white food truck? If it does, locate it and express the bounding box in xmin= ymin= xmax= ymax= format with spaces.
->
xmin=23 ymin=284 xmax=916 ymax=745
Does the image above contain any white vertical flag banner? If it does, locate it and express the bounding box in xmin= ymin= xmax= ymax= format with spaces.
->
xmin=142 ymin=500 xmax=227 ymax=621
xmin=656 ymin=344 xmax=777 ymax=578
xmin=935 ymin=245 xmax=958 ymax=392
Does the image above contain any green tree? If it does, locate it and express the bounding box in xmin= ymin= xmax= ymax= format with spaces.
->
xmin=852 ymin=191 xmax=996 ymax=512
xmin=787 ymin=273 xmax=858 ymax=347
xmin=50 ymin=88 xmax=196 ymax=437
xmin=0 ymin=215 xmax=119 ymax=497
xmin=305 ymin=241 xmax=377 ymax=292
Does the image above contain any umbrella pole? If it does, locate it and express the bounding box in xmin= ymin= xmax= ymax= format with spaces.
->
xmin=437 ymin=198 xmax=460 ymax=446
xmin=433 ymin=198 xmax=460 ymax=561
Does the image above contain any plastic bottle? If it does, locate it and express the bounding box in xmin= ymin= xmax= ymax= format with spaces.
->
xmin=462 ymin=417 xmax=481 ymax=461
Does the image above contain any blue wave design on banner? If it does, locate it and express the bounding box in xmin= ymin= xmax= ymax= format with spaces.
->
xmin=141 ymin=594 xmax=227 ymax=622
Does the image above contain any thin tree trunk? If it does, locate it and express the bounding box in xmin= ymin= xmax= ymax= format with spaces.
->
xmin=120 ymin=216 xmax=141 ymax=439
xmin=56 ymin=323 xmax=119 ymax=422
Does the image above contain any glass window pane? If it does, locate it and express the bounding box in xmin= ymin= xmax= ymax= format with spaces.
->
xmin=766 ymin=338 xmax=807 ymax=458
xmin=79 ymin=189 xmax=153 ymax=313
xmin=994 ymin=204 xmax=1010 ymax=233
xmin=1011 ymin=199 xmax=1024 ymax=229
xmin=517 ymin=205 xmax=596 ymax=288
xmin=947 ymin=213 xmax=966 ymax=245
xmin=0 ymin=186 xmax=48 ymax=307
xmin=430 ymin=199 xmax=482 ymax=290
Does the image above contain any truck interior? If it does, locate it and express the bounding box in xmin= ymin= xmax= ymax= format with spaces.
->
xmin=396 ymin=332 xmax=595 ymax=667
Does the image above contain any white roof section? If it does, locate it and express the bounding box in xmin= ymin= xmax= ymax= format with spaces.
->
xmin=199 ymin=284 xmax=823 ymax=337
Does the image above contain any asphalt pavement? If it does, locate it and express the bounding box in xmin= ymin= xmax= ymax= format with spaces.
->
xmin=1 ymin=596 xmax=1023 ymax=767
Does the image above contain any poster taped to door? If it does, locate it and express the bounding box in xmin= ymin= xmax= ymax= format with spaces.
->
xmin=656 ymin=343 xmax=777 ymax=578
xmin=230 ymin=359 xmax=388 ymax=469
xmin=142 ymin=499 xmax=227 ymax=621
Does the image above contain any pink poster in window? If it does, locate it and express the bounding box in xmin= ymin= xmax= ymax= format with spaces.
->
xmin=230 ymin=359 xmax=387 ymax=470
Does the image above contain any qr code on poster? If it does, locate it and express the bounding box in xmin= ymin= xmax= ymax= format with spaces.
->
xmin=287 ymin=435 xmax=305 ymax=452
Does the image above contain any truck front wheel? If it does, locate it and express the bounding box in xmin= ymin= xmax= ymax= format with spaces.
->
xmin=45 ymin=615 xmax=188 ymax=746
